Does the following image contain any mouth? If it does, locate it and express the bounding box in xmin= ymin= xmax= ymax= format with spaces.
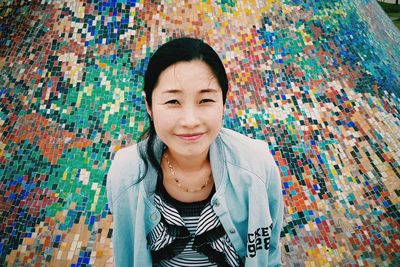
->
xmin=176 ymin=133 xmax=205 ymax=141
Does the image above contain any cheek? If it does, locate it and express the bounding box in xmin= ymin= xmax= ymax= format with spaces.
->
xmin=210 ymin=106 xmax=224 ymax=121
xmin=210 ymin=113 xmax=223 ymax=125
xmin=151 ymin=107 xmax=176 ymax=138
xmin=153 ymin=113 xmax=171 ymax=131
xmin=204 ymin=107 xmax=224 ymax=131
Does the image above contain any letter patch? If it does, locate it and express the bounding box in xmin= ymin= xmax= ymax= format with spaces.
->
xmin=246 ymin=223 xmax=273 ymax=258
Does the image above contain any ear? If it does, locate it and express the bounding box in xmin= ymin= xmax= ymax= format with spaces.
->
xmin=145 ymin=99 xmax=152 ymax=119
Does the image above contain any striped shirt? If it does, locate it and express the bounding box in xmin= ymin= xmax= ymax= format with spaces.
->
xmin=159 ymin=197 xmax=217 ymax=267
xmin=147 ymin=181 xmax=242 ymax=267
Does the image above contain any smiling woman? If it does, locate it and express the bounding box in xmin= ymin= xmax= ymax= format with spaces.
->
xmin=147 ymin=60 xmax=224 ymax=165
xmin=106 ymin=37 xmax=284 ymax=267
xmin=146 ymin=60 xmax=223 ymax=203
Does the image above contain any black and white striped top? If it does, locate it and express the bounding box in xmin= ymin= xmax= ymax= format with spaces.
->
xmin=147 ymin=181 xmax=242 ymax=267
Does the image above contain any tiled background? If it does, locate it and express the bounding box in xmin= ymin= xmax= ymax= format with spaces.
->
xmin=1 ymin=0 xmax=399 ymax=266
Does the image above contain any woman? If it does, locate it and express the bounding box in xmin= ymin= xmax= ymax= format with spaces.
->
xmin=106 ymin=37 xmax=284 ymax=266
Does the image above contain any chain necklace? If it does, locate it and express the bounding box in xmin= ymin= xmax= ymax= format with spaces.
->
xmin=163 ymin=154 xmax=212 ymax=193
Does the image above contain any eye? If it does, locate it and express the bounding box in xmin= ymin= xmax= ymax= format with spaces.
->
xmin=165 ymin=99 xmax=180 ymax=105
xmin=200 ymin=99 xmax=215 ymax=104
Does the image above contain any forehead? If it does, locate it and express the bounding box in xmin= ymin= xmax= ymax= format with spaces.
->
xmin=154 ymin=60 xmax=221 ymax=93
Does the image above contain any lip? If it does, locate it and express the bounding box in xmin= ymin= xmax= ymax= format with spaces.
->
xmin=176 ymin=133 xmax=205 ymax=141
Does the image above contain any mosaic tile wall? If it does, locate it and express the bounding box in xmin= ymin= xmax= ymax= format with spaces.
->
xmin=1 ymin=0 xmax=399 ymax=266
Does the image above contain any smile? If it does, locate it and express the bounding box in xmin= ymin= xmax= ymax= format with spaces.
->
xmin=176 ymin=133 xmax=204 ymax=141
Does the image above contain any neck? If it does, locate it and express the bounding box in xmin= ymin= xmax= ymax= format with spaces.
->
xmin=165 ymin=148 xmax=209 ymax=172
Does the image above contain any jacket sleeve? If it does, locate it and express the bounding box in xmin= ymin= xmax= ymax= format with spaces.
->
xmin=105 ymin=147 xmax=139 ymax=266
xmin=106 ymin=149 xmax=123 ymax=214
xmin=266 ymin=146 xmax=284 ymax=266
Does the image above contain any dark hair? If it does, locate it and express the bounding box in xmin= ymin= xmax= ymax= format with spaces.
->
xmin=137 ymin=37 xmax=228 ymax=183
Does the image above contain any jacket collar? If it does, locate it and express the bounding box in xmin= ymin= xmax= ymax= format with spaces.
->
xmin=209 ymin=131 xmax=227 ymax=192
xmin=142 ymin=129 xmax=227 ymax=199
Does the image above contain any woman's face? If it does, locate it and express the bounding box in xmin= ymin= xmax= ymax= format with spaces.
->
xmin=146 ymin=60 xmax=224 ymax=159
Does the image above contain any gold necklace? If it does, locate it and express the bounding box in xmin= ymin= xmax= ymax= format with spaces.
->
xmin=163 ymin=154 xmax=211 ymax=193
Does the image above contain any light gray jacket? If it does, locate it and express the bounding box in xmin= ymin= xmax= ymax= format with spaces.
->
xmin=106 ymin=127 xmax=284 ymax=266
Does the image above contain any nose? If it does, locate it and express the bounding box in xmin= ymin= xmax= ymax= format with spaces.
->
xmin=179 ymin=105 xmax=201 ymax=128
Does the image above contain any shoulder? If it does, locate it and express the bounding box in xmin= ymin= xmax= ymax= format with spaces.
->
xmin=218 ymin=128 xmax=276 ymax=180
xmin=219 ymin=128 xmax=271 ymax=162
xmin=106 ymin=143 xmax=142 ymax=202
xmin=109 ymin=143 xmax=140 ymax=174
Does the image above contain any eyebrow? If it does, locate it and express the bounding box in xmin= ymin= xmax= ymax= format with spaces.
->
xmin=162 ymin=88 xmax=219 ymax=94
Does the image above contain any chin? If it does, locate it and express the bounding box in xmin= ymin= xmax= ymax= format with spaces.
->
xmin=173 ymin=144 xmax=210 ymax=157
